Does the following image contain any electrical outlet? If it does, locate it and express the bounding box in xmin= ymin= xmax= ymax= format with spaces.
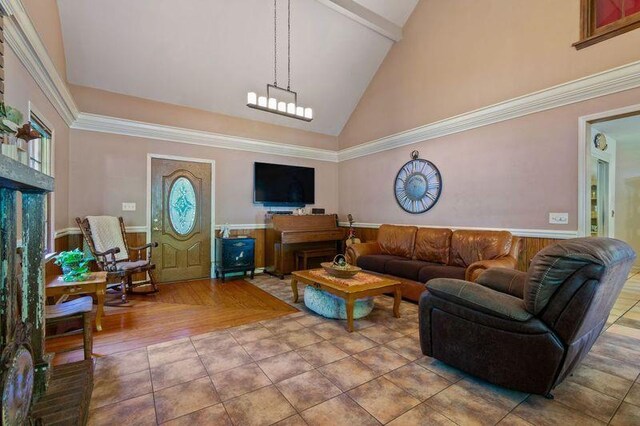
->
xmin=549 ymin=212 xmax=568 ymax=224
xmin=122 ymin=202 xmax=136 ymax=212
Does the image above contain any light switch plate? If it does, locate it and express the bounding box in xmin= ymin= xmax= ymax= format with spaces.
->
xmin=122 ymin=202 xmax=136 ymax=212
xmin=549 ymin=212 xmax=568 ymax=224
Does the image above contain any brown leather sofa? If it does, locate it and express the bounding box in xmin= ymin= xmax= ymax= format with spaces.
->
xmin=346 ymin=225 xmax=521 ymax=302
xmin=419 ymin=237 xmax=636 ymax=395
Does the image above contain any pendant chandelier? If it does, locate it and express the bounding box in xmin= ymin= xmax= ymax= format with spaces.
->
xmin=246 ymin=0 xmax=313 ymax=122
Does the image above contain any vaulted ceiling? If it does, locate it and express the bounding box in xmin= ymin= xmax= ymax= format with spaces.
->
xmin=56 ymin=0 xmax=418 ymax=136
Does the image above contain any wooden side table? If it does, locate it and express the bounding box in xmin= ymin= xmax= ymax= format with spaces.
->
xmin=46 ymin=271 xmax=108 ymax=331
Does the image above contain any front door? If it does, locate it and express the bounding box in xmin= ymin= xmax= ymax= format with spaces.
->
xmin=151 ymin=158 xmax=212 ymax=282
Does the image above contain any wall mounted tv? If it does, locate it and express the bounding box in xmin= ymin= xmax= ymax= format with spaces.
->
xmin=254 ymin=162 xmax=315 ymax=206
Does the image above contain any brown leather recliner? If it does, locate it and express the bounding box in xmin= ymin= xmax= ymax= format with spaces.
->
xmin=419 ymin=237 xmax=636 ymax=396
xmin=346 ymin=225 xmax=521 ymax=302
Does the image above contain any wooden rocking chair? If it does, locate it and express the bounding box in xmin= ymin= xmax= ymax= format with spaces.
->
xmin=76 ymin=216 xmax=159 ymax=303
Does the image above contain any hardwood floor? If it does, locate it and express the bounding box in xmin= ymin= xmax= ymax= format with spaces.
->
xmin=46 ymin=277 xmax=297 ymax=365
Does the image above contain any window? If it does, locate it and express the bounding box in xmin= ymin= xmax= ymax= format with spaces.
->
xmin=575 ymin=0 xmax=640 ymax=49
xmin=29 ymin=113 xmax=53 ymax=251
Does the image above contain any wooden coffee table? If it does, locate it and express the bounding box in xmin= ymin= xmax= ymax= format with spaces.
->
xmin=291 ymin=269 xmax=402 ymax=332
xmin=46 ymin=272 xmax=108 ymax=331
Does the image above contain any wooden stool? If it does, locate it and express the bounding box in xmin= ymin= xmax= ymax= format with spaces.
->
xmin=45 ymin=296 xmax=94 ymax=360
xmin=295 ymin=247 xmax=338 ymax=270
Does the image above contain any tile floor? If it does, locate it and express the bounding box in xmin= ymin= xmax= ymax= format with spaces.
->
xmin=87 ymin=269 xmax=640 ymax=425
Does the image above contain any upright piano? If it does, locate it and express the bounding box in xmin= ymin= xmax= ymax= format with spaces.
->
xmin=265 ymin=214 xmax=344 ymax=278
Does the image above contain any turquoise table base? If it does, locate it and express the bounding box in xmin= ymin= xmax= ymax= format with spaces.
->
xmin=303 ymin=285 xmax=374 ymax=320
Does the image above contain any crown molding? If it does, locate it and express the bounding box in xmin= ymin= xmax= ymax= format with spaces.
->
xmin=72 ymin=113 xmax=339 ymax=163
xmin=338 ymin=60 xmax=640 ymax=162
xmin=5 ymin=0 xmax=640 ymax=167
xmin=337 ymin=222 xmax=578 ymax=239
xmin=1 ymin=0 xmax=79 ymax=126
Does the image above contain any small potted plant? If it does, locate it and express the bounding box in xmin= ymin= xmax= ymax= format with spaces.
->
xmin=54 ymin=249 xmax=90 ymax=282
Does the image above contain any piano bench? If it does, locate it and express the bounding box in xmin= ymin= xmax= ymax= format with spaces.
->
xmin=295 ymin=247 xmax=338 ymax=271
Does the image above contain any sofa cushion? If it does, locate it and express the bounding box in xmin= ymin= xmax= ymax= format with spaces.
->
xmin=413 ymin=228 xmax=452 ymax=264
xmin=377 ymin=225 xmax=417 ymax=258
xmin=419 ymin=264 xmax=465 ymax=283
xmin=450 ymin=230 xmax=512 ymax=268
xmin=386 ymin=260 xmax=435 ymax=281
xmin=357 ymin=255 xmax=407 ymax=274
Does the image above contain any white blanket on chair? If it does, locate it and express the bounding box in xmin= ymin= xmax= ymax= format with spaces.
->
xmin=86 ymin=216 xmax=128 ymax=261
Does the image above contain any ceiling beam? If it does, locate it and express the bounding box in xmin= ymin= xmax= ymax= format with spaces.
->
xmin=315 ymin=0 xmax=402 ymax=42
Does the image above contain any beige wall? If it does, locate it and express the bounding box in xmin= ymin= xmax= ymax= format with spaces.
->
xmin=22 ymin=0 xmax=67 ymax=81
xmin=70 ymin=85 xmax=338 ymax=150
xmin=339 ymin=88 xmax=640 ymax=230
xmin=68 ymin=130 xmax=339 ymax=227
xmin=66 ymin=86 xmax=339 ymax=228
xmin=339 ymin=0 xmax=640 ymax=148
xmin=4 ymin=47 xmax=70 ymax=231
xmin=336 ymin=0 xmax=640 ymax=233
xmin=615 ymin=140 xmax=640 ymax=265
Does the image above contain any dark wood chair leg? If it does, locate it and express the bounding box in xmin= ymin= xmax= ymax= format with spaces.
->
xmin=121 ymin=278 xmax=129 ymax=303
xmin=82 ymin=312 xmax=93 ymax=360
xmin=148 ymin=269 xmax=159 ymax=293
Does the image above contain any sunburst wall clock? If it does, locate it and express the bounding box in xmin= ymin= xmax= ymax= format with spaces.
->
xmin=394 ymin=151 xmax=442 ymax=214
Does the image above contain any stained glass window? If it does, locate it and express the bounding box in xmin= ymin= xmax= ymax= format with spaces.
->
xmin=169 ymin=177 xmax=197 ymax=235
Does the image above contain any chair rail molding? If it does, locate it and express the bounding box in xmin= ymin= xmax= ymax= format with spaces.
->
xmin=72 ymin=113 xmax=339 ymax=163
xmin=337 ymin=222 xmax=579 ymax=240
xmin=0 ymin=0 xmax=79 ymax=126
xmin=338 ymin=59 xmax=640 ymax=162
xmin=59 ymin=223 xmax=576 ymax=240
xmin=54 ymin=225 xmax=148 ymax=239
xmin=55 ymin=223 xmax=267 ymax=239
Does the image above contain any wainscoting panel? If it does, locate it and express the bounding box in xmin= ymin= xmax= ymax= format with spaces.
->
xmin=50 ymin=226 xmax=559 ymax=281
xmin=49 ymin=229 xmax=267 ymax=282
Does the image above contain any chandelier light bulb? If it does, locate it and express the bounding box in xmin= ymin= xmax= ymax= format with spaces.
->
xmin=277 ymin=101 xmax=287 ymax=112
xmin=296 ymin=106 xmax=304 ymax=116
xmin=247 ymin=92 xmax=257 ymax=105
xmin=258 ymin=96 xmax=267 ymax=107
xmin=304 ymin=108 xmax=313 ymax=119
xmin=287 ymin=103 xmax=296 ymax=114
xmin=268 ymin=98 xmax=277 ymax=110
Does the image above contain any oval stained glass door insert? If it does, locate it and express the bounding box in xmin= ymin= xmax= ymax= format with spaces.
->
xmin=169 ymin=177 xmax=197 ymax=235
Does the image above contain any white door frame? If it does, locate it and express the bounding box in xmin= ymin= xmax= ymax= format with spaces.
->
xmin=146 ymin=153 xmax=216 ymax=277
xmin=578 ymin=102 xmax=640 ymax=237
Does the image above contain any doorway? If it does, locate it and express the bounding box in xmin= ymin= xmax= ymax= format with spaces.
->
xmin=148 ymin=155 xmax=215 ymax=282
xmin=580 ymin=108 xmax=640 ymax=269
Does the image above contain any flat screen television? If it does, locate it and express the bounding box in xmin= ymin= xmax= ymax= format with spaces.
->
xmin=254 ymin=162 xmax=315 ymax=206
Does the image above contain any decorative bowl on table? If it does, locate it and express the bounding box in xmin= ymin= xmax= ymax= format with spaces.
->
xmin=321 ymin=254 xmax=361 ymax=278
